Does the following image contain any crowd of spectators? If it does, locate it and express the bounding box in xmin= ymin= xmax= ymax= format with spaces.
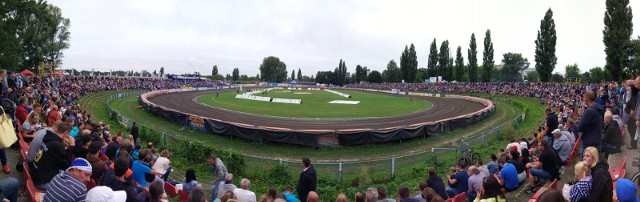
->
xmin=1 ymin=69 xmax=640 ymax=202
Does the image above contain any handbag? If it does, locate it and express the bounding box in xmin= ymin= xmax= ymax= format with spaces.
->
xmin=0 ymin=106 xmax=17 ymax=148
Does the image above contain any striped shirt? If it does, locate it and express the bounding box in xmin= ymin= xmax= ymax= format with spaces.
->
xmin=43 ymin=171 xmax=87 ymax=202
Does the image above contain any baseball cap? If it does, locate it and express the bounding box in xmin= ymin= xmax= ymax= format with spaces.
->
xmin=86 ymin=186 xmax=127 ymax=202
xmin=66 ymin=158 xmax=92 ymax=172
xmin=551 ymin=129 xmax=561 ymax=134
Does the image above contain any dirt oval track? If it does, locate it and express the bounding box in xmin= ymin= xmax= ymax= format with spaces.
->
xmin=147 ymin=89 xmax=487 ymax=131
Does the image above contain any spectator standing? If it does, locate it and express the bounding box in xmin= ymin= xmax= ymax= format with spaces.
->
xmin=297 ymin=157 xmax=317 ymax=202
xmin=209 ymin=155 xmax=228 ymax=201
xmin=545 ymin=108 xmax=559 ymax=145
xmin=625 ymin=81 xmax=638 ymax=150
xmin=130 ymin=122 xmax=139 ymax=145
xmin=578 ymin=91 xmax=604 ymax=157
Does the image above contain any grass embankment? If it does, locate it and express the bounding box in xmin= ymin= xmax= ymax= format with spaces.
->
xmin=196 ymin=90 xmax=430 ymax=118
xmin=79 ymin=91 xmax=545 ymax=201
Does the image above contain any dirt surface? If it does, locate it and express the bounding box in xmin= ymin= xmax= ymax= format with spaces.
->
xmin=147 ymin=89 xmax=487 ymax=131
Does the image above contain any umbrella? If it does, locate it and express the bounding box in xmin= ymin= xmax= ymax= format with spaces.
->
xmin=19 ymin=69 xmax=35 ymax=76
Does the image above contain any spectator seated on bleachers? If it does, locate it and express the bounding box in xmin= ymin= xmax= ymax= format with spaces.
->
xmin=467 ymin=166 xmax=485 ymax=201
xmin=614 ymin=178 xmax=640 ymax=202
xmin=551 ymin=129 xmax=571 ymax=165
xmin=507 ymin=150 xmax=526 ymax=184
xmin=446 ymin=162 xmax=469 ymax=198
xmin=525 ymin=139 xmax=560 ymax=195
xmin=43 ymin=158 xmax=92 ymax=202
xmin=557 ymin=124 xmax=575 ymax=147
xmin=487 ymin=154 xmax=499 ymax=176
xmin=104 ymin=156 xmax=143 ymax=202
xmin=31 ymin=121 xmax=74 ymax=190
xmin=496 ymin=157 xmax=519 ymax=192
xmin=602 ymin=110 xmax=622 ymax=156
xmin=473 ymin=175 xmax=506 ymax=202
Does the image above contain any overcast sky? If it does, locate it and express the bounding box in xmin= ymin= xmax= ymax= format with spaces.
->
xmin=49 ymin=0 xmax=640 ymax=77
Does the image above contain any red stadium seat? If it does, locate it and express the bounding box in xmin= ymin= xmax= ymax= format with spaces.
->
xmin=529 ymin=178 xmax=558 ymax=202
xmin=26 ymin=179 xmax=45 ymax=202
xmin=164 ymin=182 xmax=177 ymax=198
xmin=445 ymin=192 xmax=466 ymax=202
xmin=609 ymin=156 xmax=627 ymax=181
xmin=178 ymin=189 xmax=190 ymax=202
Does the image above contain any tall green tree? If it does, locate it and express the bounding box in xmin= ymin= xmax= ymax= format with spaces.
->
xmin=438 ymin=40 xmax=451 ymax=80
xmin=259 ymin=56 xmax=287 ymax=82
xmin=500 ymin=53 xmax=526 ymax=82
xmin=604 ymin=0 xmax=633 ymax=82
xmin=628 ymin=37 xmax=640 ymax=76
xmin=212 ymin=65 xmax=218 ymax=76
xmin=534 ymin=8 xmax=558 ymax=82
xmin=297 ymin=68 xmax=302 ymax=81
xmin=382 ymin=60 xmax=402 ymax=83
xmin=366 ymin=70 xmax=383 ymax=83
xmin=232 ymin=68 xmax=240 ymax=81
xmin=355 ymin=65 xmax=364 ymax=83
xmin=482 ymin=30 xmax=494 ymax=82
xmin=455 ymin=46 xmax=465 ymax=81
xmin=588 ymin=67 xmax=607 ymax=83
xmin=291 ymin=69 xmax=295 ymax=80
xmin=468 ymin=33 xmax=478 ymax=82
xmin=400 ymin=44 xmax=418 ymax=82
xmin=333 ymin=59 xmax=347 ymax=85
xmin=315 ymin=71 xmax=335 ymax=84
xmin=551 ymin=73 xmax=564 ymax=82
xmin=428 ymin=39 xmax=439 ymax=77
xmin=564 ymin=64 xmax=580 ymax=80
xmin=526 ymin=71 xmax=540 ymax=82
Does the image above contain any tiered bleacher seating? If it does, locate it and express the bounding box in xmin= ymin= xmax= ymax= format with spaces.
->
xmin=566 ymin=136 xmax=582 ymax=166
xmin=528 ymin=178 xmax=558 ymax=202
xmin=445 ymin=192 xmax=466 ymax=202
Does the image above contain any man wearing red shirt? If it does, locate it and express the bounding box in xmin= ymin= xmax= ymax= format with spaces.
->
xmin=47 ymin=105 xmax=62 ymax=126
xmin=15 ymin=97 xmax=29 ymax=124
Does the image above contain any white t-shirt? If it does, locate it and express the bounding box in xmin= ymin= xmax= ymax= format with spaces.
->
xmin=233 ymin=188 xmax=257 ymax=202
xmin=152 ymin=157 xmax=170 ymax=175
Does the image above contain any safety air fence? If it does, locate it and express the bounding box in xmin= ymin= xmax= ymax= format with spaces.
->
xmin=137 ymin=88 xmax=496 ymax=147
xmin=106 ymin=89 xmax=524 ymax=182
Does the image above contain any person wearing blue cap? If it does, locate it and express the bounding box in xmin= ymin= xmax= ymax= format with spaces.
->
xmin=615 ymin=178 xmax=640 ymax=202
xmin=43 ymin=158 xmax=92 ymax=202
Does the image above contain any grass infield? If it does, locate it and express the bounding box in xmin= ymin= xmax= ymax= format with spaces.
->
xmin=195 ymin=89 xmax=431 ymax=118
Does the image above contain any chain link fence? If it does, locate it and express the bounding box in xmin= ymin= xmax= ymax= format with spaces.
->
xmin=105 ymin=91 xmax=526 ymax=182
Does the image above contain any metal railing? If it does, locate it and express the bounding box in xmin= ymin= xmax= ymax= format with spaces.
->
xmin=105 ymin=91 xmax=526 ymax=182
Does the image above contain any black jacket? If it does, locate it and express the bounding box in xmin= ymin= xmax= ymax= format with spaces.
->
xmin=297 ymin=165 xmax=317 ymax=201
xmin=32 ymin=130 xmax=72 ymax=185
xmin=586 ymin=161 xmax=613 ymax=202
xmin=427 ymin=174 xmax=448 ymax=200
xmin=603 ymin=122 xmax=622 ymax=148
xmin=105 ymin=177 xmax=142 ymax=202
xmin=577 ymin=104 xmax=604 ymax=147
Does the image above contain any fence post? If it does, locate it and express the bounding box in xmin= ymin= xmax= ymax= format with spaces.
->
xmin=481 ymin=132 xmax=485 ymax=145
xmin=391 ymin=157 xmax=396 ymax=178
xmin=161 ymin=132 xmax=165 ymax=147
xmin=338 ymin=162 xmax=343 ymax=183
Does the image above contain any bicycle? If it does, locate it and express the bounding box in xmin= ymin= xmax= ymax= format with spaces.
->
xmin=458 ymin=146 xmax=481 ymax=168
